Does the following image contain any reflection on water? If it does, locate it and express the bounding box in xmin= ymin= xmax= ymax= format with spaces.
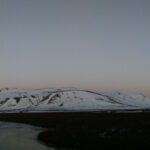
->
xmin=0 ymin=122 xmax=53 ymax=150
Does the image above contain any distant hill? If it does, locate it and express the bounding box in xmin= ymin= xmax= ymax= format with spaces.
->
xmin=0 ymin=88 xmax=150 ymax=112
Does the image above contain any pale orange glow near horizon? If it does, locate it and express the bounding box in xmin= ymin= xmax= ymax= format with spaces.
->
xmin=0 ymin=0 xmax=150 ymax=96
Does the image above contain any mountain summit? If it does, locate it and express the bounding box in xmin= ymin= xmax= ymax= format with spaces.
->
xmin=0 ymin=88 xmax=150 ymax=112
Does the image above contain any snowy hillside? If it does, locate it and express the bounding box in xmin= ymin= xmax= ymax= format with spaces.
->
xmin=0 ymin=88 xmax=150 ymax=112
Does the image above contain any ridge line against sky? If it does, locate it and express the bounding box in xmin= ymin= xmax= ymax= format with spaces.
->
xmin=0 ymin=0 xmax=150 ymax=95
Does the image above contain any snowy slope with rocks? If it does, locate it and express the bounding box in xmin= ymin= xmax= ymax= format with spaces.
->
xmin=0 ymin=88 xmax=150 ymax=112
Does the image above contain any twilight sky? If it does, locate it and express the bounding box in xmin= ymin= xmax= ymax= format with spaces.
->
xmin=0 ymin=0 xmax=150 ymax=95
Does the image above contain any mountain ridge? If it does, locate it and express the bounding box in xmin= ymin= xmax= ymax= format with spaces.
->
xmin=0 ymin=88 xmax=150 ymax=112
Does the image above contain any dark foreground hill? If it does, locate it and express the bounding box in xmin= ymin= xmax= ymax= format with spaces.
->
xmin=0 ymin=111 xmax=150 ymax=150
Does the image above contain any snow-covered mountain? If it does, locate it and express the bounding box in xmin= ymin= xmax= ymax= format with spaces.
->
xmin=0 ymin=88 xmax=150 ymax=112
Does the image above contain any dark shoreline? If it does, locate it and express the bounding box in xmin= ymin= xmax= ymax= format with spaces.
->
xmin=1 ymin=111 xmax=150 ymax=149
xmin=1 ymin=110 xmax=150 ymax=127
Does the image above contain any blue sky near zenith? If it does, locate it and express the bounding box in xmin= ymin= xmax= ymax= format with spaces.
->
xmin=0 ymin=0 xmax=150 ymax=95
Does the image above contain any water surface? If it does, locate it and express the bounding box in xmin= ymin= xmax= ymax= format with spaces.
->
xmin=0 ymin=121 xmax=53 ymax=150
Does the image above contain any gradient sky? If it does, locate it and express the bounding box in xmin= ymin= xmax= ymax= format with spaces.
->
xmin=0 ymin=0 xmax=150 ymax=95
